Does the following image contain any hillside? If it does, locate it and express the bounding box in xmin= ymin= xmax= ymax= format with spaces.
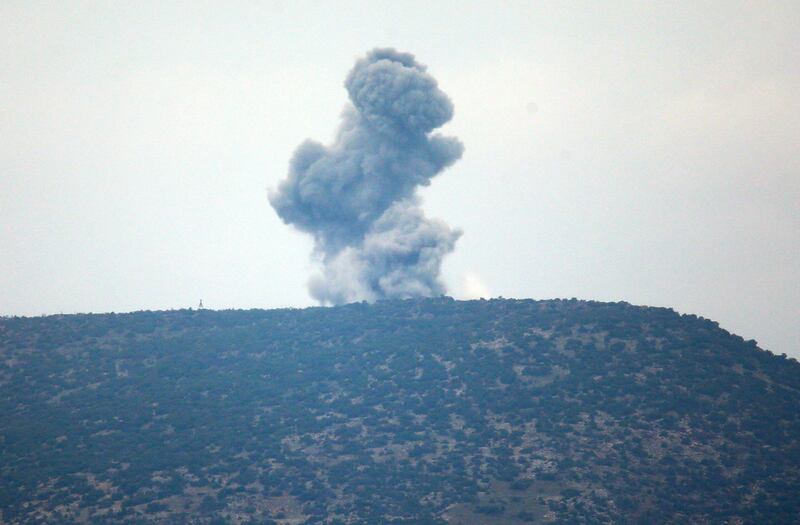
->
xmin=1 ymin=298 xmax=799 ymax=524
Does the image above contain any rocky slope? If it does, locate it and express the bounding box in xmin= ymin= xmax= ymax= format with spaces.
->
xmin=1 ymin=298 xmax=799 ymax=524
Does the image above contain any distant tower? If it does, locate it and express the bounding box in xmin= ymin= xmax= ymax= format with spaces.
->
xmin=199 ymin=299 xmax=204 ymax=309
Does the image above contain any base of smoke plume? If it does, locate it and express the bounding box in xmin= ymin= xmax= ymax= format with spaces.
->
xmin=308 ymin=200 xmax=461 ymax=305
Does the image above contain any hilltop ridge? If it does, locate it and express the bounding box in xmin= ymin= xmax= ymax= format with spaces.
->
xmin=1 ymin=298 xmax=799 ymax=524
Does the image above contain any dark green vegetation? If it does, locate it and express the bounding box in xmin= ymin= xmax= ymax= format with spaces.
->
xmin=1 ymin=298 xmax=799 ymax=524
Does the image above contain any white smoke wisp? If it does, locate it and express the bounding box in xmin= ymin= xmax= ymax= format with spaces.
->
xmin=269 ymin=48 xmax=463 ymax=304
xmin=461 ymin=272 xmax=491 ymax=300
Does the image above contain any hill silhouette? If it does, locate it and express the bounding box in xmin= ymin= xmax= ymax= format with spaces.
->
xmin=1 ymin=298 xmax=799 ymax=524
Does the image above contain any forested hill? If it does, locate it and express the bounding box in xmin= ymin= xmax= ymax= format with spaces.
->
xmin=1 ymin=298 xmax=799 ymax=524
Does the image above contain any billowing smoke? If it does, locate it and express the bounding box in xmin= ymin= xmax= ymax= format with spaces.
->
xmin=269 ymin=48 xmax=463 ymax=304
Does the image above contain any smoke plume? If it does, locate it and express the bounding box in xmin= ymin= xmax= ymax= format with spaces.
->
xmin=269 ymin=48 xmax=463 ymax=304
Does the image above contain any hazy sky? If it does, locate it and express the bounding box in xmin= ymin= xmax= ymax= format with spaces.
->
xmin=2 ymin=1 xmax=798 ymax=357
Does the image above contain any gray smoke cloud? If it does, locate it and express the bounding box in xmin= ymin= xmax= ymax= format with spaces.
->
xmin=269 ymin=48 xmax=463 ymax=304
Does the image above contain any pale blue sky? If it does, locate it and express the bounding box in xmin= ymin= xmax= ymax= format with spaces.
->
xmin=1 ymin=1 xmax=798 ymax=356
